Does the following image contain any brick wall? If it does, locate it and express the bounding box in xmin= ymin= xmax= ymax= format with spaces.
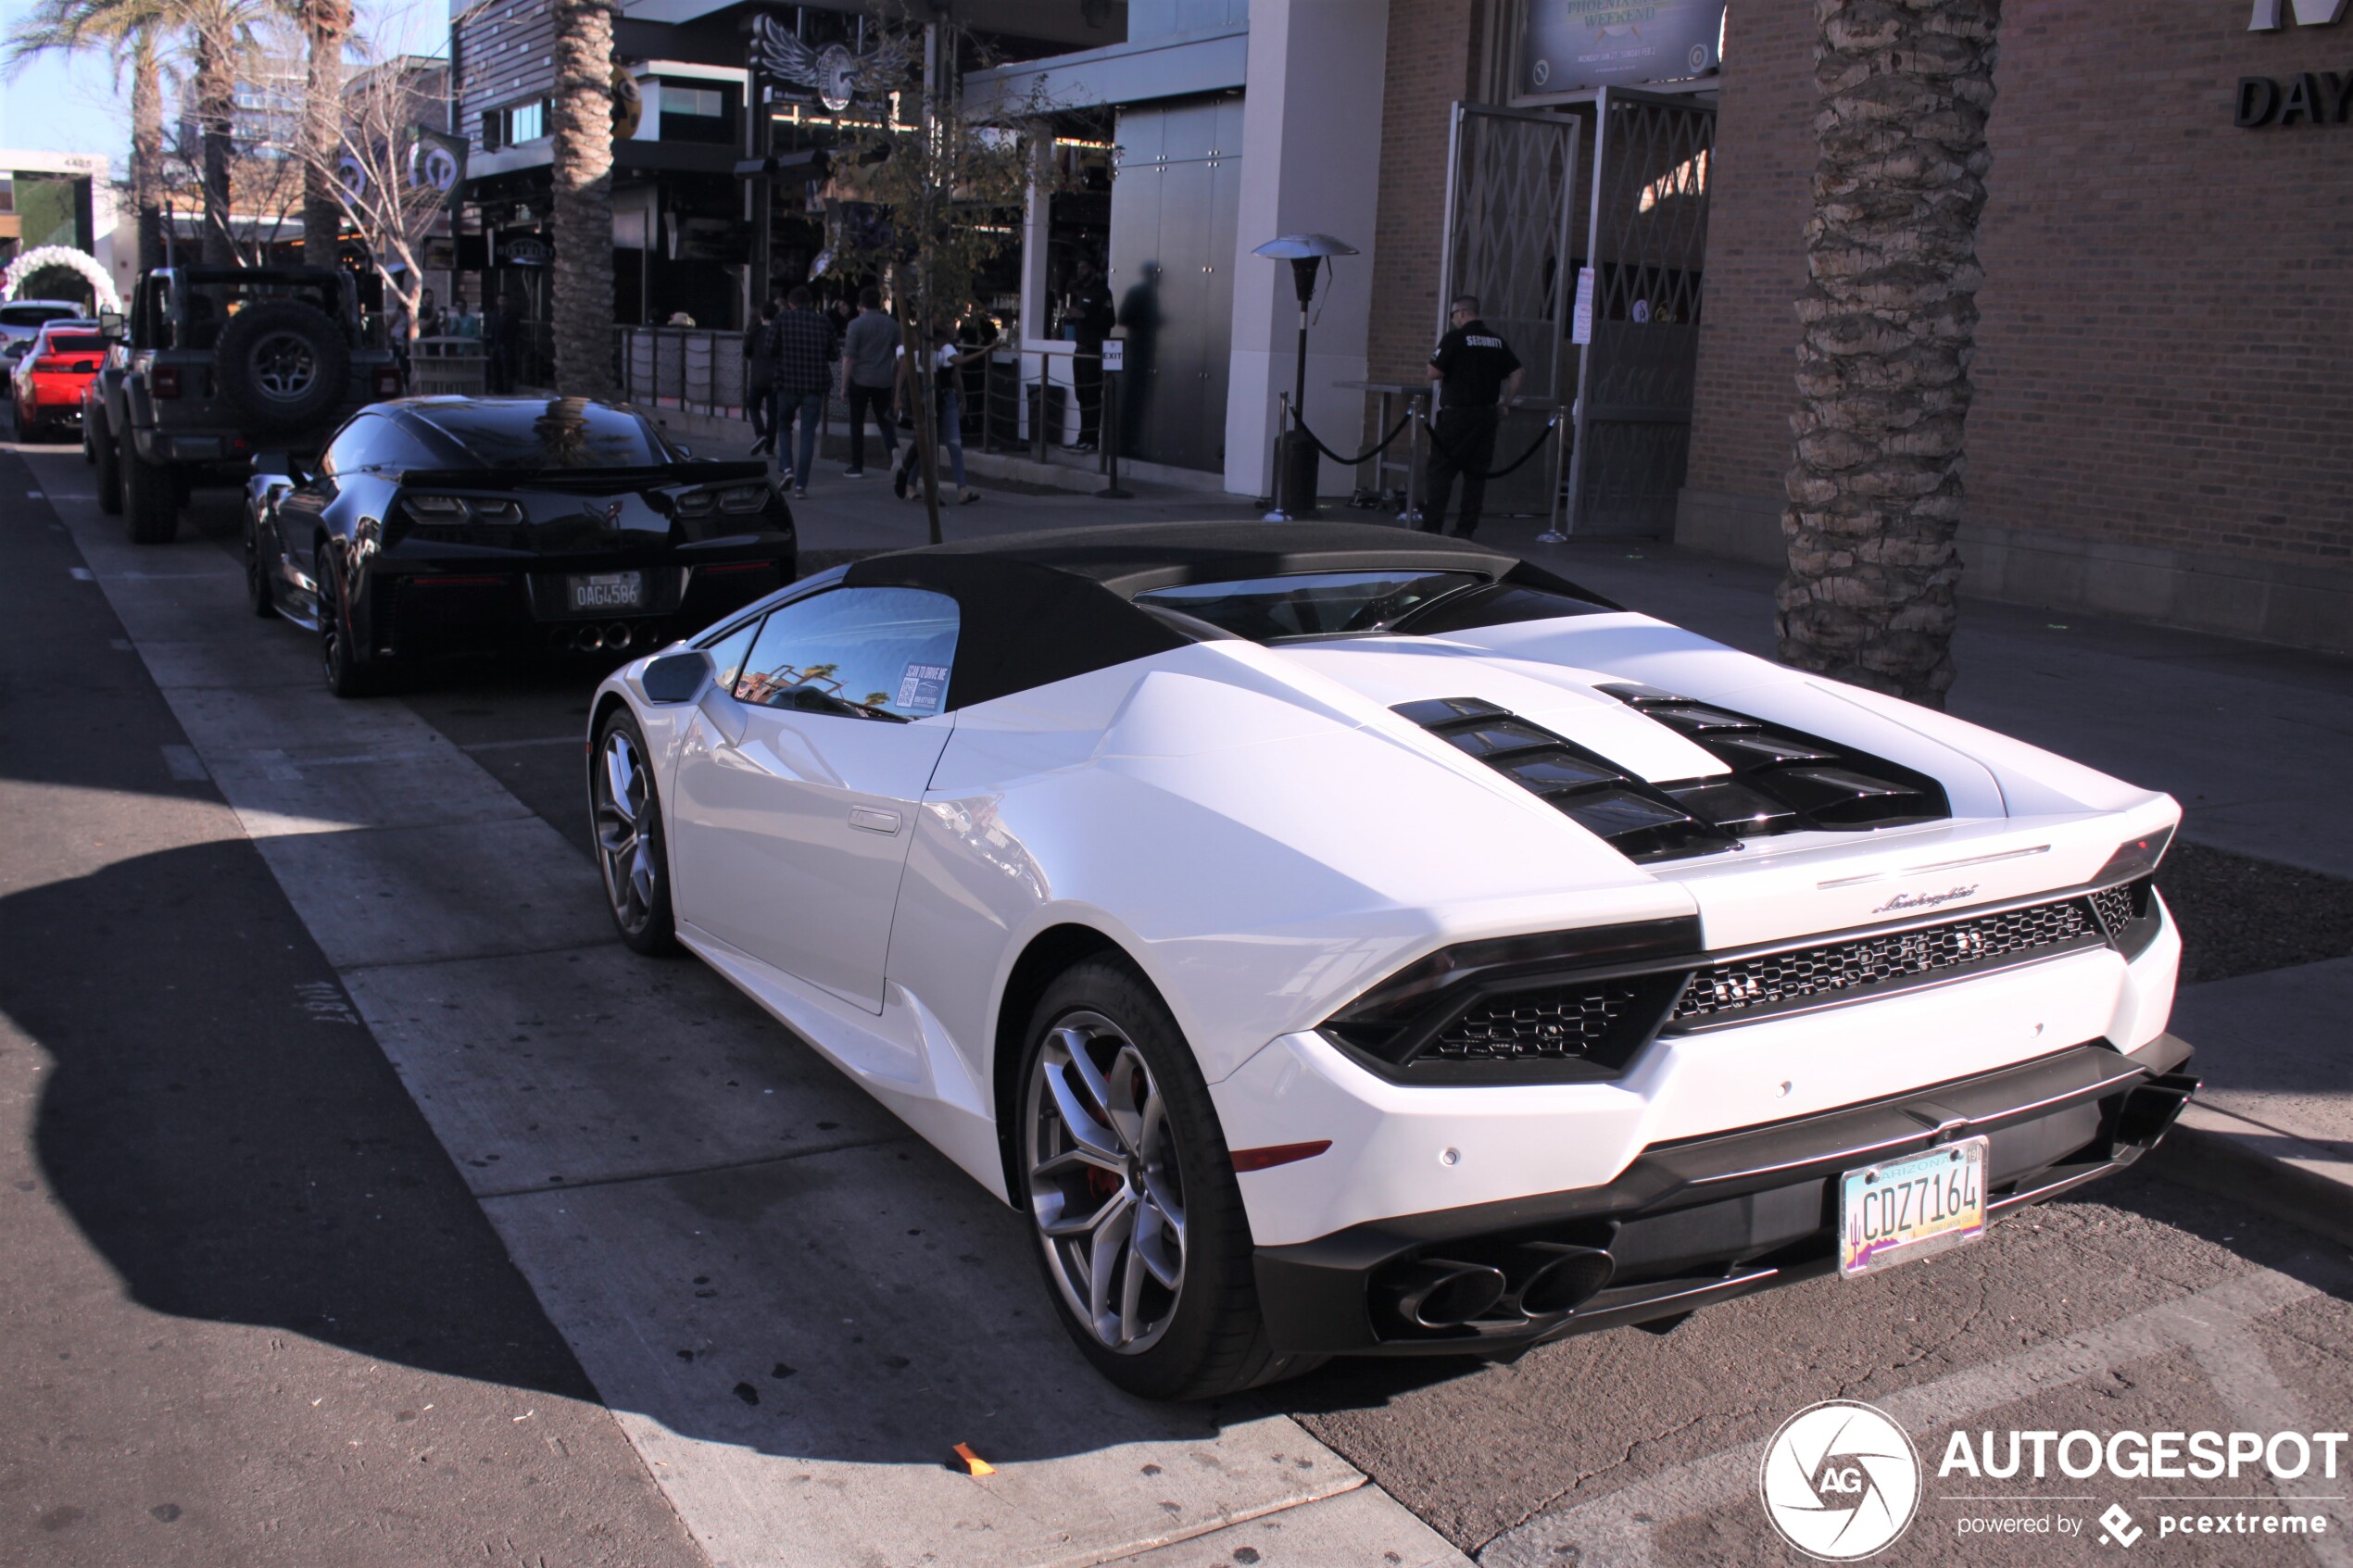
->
xmin=1688 ymin=0 xmax=2353 ymax=569
xmin=1365 ymin=0 xmax=1491 ymax=389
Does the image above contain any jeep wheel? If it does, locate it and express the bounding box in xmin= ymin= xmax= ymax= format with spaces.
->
xmin=94 ymin=417 xmax=122 ymax=515
xmin=122 ymin=437 xmax=177 ymax=545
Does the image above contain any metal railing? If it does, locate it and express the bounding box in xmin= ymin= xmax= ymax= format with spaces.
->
xmin=616 ymin=326 xmax=751 ymax=417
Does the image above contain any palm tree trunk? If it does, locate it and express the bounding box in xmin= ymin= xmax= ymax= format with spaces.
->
xmin=300 ymin=0 xmax=350 ymax=268
xmin=194 ymin=23 xmax=236 ymax=265
xmin=550 ymin=0 xmax=618 ymax=397
xmin=131 ymin=24 xmax=165 ymax=271
xmin=1776 ymin=0 xmax=2002 ymax=709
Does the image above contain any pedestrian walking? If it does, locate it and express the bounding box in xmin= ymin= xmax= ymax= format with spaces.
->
xmin=838 ymin=286 xmax=901 ymax=479
xmin=771 ymin=286 xmax=836 ymax=498
xmin=744 ymin=301 xmax=780 ymax=455
xmin=891 ymin=322 xmax=987 ymax=505
xmin=1421 ymin=293 xmax=1523 ymax=541
xmin=1068 ymin=262 xmax=1114 ymax=452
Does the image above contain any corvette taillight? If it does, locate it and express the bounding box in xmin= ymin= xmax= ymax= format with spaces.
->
xmin=153 ymin=365 xmax=182 ymax=398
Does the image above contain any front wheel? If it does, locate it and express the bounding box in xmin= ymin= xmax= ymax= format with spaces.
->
xmin=591 ymin=711 xmax=678 ymax=955
xmin=1020 ymin=959 xmax=1321 ymax=1399
xmin=94 ymin=417 xmax=121 ymax=514
xmin=243 ymin=509 xmax=278 ymax=619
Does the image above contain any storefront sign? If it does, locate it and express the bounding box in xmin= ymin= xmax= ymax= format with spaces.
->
xmin=2248 ymin=0 xmax=2348 ymax=30
xmin=1571 ymin=267 xmax=1595 ymax=345
xmin=2234 ymin=70 xmax=2353 ymax=124
xmin=500 ymin=235 xmax=552 ymax=267
xmin=1521 ymin=0 xmax=1725 ymax=97
xmin=1101 ymin=338 xmax=1125 ymax=371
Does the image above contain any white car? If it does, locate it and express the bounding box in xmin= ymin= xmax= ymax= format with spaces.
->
xmin=587 ymin=521 xmax=2195 ymax=1399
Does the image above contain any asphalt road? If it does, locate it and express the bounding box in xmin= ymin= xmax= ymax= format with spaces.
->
xmin=5 ymin=433 xmax=2348 ymax=1567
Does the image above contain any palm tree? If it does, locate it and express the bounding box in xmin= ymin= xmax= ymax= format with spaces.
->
xmin=549 ymin=0 xmax=619 ymax=397
xmin=3 ymin=0 xmax=170 ymax=270
xmin=296 ymin=0 xmax=350 ymax=268
xmin=182 ymin=0 xmax=269 ymax=266
xmin=1776 ymin=0 xmax=2002 ymax=708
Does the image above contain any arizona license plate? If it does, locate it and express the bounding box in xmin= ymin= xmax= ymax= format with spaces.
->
xmin=1839 ymin=1136 xmax=1988 ymax=1276
xmin=568 ymin=571 xmax=644 ymax=611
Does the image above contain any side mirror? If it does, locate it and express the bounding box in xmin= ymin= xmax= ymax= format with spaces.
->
xmin=672 ymin=443 xmax=694 ymax=459
xmin=640 ymin=648 xmax=711 ymax=704
xmin=97 ymin=308 xmax=125 ymax=341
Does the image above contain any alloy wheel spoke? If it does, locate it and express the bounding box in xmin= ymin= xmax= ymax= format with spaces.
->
xmin=1045 ymin=1058 xmax=1124 ymax=1162
xmin=603 ymin=743 xmax=639 ymax=824
xmin=1086 ymin=1190 xmax=1137 ymax=1328
xmin=1133 ymin=1198 xmax=1183 ymax=1290
xmin=1052 ymin=1026 xmax=1122 ymax=1139
xmin=1034 ymin=1145 xmax=1123 ymax=1182
xmin=1118 ymin=1229 xmax=1149 ymax=1344
xmin=1105 ymin=1045 xmax=1151 ymax=1151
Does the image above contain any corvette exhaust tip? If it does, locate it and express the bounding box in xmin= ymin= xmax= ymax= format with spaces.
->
xmin=1378 ymin=1259 xmax=1507 ymax=1330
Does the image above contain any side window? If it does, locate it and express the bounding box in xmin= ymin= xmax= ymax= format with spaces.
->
xmin=733 ymin=587 xmax=960 ymax=722
xmin=697 ymin=614 xmax=762 ymax=693
xmin=318 ymin=415 xmax=378 ymax=478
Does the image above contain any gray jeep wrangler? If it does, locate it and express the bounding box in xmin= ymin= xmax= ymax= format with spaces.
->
xmin=94 ymin=266 xmax=402 ymax=544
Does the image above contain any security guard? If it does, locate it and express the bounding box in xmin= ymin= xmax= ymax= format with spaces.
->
xmin=1421 ymin=294 xmax=1523 ymax=540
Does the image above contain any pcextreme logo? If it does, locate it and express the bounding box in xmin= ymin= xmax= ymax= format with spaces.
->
xmin=1758 ymin=1400 xmax=1922 ymax=1561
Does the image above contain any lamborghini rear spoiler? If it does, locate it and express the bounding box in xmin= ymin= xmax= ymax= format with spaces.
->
xmin=396 ymin=461 xmax=770 ymax=494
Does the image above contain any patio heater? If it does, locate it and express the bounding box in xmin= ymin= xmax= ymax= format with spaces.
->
xmin=1252 ymin=232 xmax=1358 ymax=520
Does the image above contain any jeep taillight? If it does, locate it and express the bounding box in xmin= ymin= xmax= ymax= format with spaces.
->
xmin=153 ymin=365 xmax=182 ymax=398
xmin=372 ymin=366 xmax=402 ymax=399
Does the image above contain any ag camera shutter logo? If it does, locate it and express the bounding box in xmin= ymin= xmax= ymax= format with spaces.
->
xmin=1758 ymin=1400 xmax=1922 ymax=1560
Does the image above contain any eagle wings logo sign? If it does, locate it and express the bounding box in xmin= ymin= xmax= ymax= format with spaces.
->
xmin=750 ymin=18 xmax=919 ymax=113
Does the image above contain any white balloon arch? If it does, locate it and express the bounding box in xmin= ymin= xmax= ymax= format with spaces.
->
xmin=1 ymin=245 xmax=121 ymax=314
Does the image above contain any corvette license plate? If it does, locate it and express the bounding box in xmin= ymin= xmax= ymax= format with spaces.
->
xmin=1839 ymin=1136 xmax=1987 ymax=1276
xmin=569 ymin=571 xmax=644 ymax=611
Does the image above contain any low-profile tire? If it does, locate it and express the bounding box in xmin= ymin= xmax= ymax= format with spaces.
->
xmin=94 ymin=417 xmax=121 ymax=514
xmin=1019 ymin=958 xmax=1325 ymax=1400
xmin=590 ymin=710 xmax=681 ymax=957
xmin=318 ymin=549 xmax=384 ymax=697
xmin=121 ymin=437 xmax=177 ymax=545
xmin=243 ymin=508 xmax=278 ymax=619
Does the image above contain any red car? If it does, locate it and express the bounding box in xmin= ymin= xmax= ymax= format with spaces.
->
xmin=11 ymin=319 xmax=103 ymax=440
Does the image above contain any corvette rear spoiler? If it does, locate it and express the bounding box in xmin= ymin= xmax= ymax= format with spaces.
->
xmin=396 ymin=460 xmax=770 ymax=494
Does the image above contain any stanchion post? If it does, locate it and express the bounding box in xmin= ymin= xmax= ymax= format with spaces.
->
xmin=1097 ymin=366 xmax=1130 ymax=499
xmin=1263 ymin=394 xmax=1293 ymax=521
xmin=1402 ymin=392 xmax=1425 ymax=525
xmin=1536 ymin=404 xmax=1570 ymax=544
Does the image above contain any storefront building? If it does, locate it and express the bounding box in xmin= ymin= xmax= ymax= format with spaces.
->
xmin=1352 ymin=0 xmax=2350 ymax=655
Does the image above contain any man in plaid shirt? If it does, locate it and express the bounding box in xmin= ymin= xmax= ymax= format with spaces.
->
xmin=769 ymin=286 xmax=837 ymax=496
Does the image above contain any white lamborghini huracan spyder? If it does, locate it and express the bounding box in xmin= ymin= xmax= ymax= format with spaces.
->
xmin=585 ymin=521 xmax=2194 ymax=1399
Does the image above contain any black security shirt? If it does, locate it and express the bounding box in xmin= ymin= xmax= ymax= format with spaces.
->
xmin=1430 ymin=320 xmax=1523 ymax=408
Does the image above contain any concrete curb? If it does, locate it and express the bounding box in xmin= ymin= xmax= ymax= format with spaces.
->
xmin=2145 ymin=1100 xmax=2353 ymax=1250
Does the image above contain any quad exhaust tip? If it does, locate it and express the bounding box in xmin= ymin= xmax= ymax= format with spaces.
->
xmin=1376 ymin=1243 xmax=1617 ymax=1332
xmin=1380 ymin=1259 xmax=1507 ymax=1330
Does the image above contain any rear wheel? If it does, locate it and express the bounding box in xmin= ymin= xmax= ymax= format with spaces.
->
xmin=591 ymin=711 xmax=679 ymax=956
xmin=319 ymin=549 xmax=383 ymax=697
xmin=94 ymin=416 xmax=121 ymax=514
xmin=1020 ymin=959 xmax=1322 ymax=1399
xmin=121 ymin=437 xmax=177 ymax=545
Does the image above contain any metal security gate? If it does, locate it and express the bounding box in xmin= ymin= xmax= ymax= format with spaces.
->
xmin=1436 ymin=105 xmax=1581 ymax=520
xmin=1565 ymin=86 xmax=1717 ymax=535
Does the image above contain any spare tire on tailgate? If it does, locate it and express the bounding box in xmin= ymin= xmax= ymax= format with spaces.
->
xmin=215 ymin=298 xmax=350 ymax=432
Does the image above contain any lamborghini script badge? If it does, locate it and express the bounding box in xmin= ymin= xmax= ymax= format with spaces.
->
xmin=1872 ymin=884 xmax=1980 ymax=914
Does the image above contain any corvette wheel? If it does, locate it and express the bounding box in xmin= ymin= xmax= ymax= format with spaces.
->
xmin=244 ymin=511 xmax=278 ymax=619
xmin=1021 ymin=960 xmax=1323 ymax=1399
xmin=592 ymin=713 xmax=678 ymax=956
xmin=319 ymin=552 xmax=383 ymax=697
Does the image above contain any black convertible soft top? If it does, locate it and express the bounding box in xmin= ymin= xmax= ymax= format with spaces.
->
xmin=838 ymin=521 xmax=1620 ymax=712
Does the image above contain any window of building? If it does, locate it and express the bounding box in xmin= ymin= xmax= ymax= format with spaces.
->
xmin=482 ymin=98 xmax=550 ymax=151
xmin=657 ymin=80 xmax=734 ymax=144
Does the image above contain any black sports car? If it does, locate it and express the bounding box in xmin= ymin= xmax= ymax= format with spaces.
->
xmin=245 ymin=395 xmax=798 ymax=695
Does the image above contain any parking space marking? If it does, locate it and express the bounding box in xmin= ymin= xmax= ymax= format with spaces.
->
xmin=1477 ymin=1268 xmax=2326 ymax=1567
xmin=67 ymin=566 xmax=91 ymax=580
xmin=25 ymin=447 xmax=1450 ymax=1568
